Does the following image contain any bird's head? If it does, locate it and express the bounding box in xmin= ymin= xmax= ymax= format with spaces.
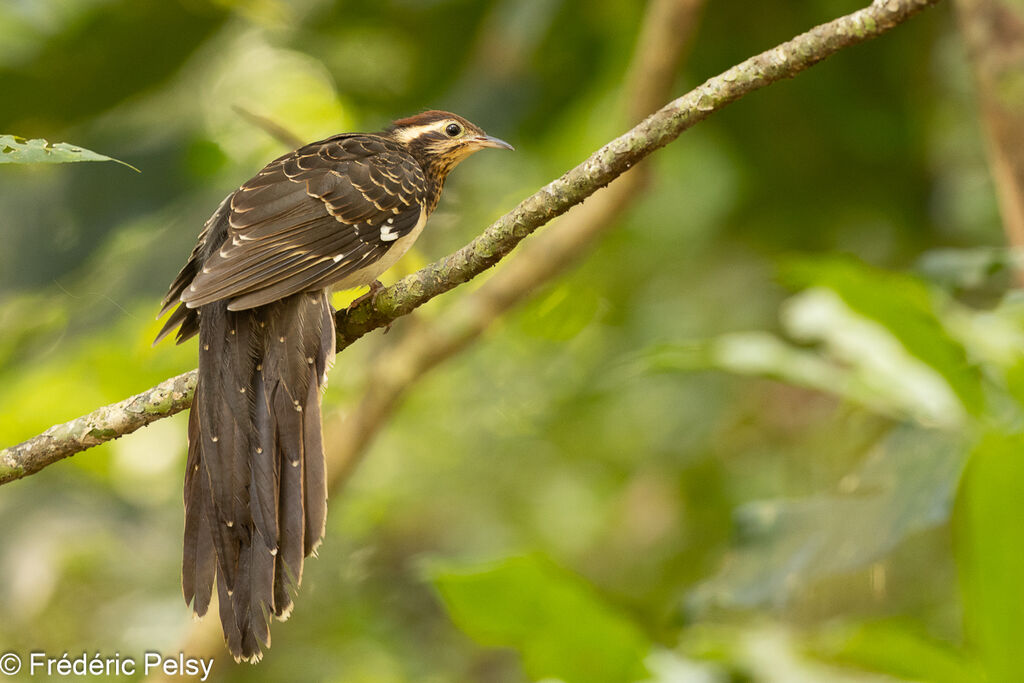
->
xmin=388 ymin=110 xmax=513 ymax=178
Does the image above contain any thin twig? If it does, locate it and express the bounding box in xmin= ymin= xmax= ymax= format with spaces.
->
xmin=231 ymin=105 xmax=305 ymax=149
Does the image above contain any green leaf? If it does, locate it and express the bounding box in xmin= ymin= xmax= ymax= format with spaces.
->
xmin=954 ymin=431 xmax=1024 ymax=683
xmin=640 ymin=332 xmax=951 ymax=423
xmin=814 ymin=621 xmax=982 ymax=683
xmin=689 ymin=426 xmax=967 ymax=613
xmin=780 ymin=255 xmax=985 ymax=416
xmin=427 ymin=554 xmax=650 ymax=683
xmin=0 ymin=134 xmax=138 ymax=170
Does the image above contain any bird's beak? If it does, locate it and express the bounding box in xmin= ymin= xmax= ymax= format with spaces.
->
xmin=473 ymin=134 xmax=514 ymax=151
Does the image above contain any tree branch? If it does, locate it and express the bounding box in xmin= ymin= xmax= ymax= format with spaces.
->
xmin=0 ymin=0 xmax=942 ymax=487
xmin=0 ymin=371 xmax=195 ymax=483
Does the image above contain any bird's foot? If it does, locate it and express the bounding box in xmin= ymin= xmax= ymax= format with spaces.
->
xmin=347 ymin=280 xmax=386 ymax=312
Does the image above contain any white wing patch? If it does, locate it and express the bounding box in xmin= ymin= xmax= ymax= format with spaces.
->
xmin=380 ymin=222 xmax=400 ymax=242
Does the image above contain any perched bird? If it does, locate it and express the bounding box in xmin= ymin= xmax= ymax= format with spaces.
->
xmin=155 ymin=111 xmax=512 ymax=662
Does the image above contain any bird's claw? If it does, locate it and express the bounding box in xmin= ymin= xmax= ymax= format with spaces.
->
xmin=347 ymin=280 xmax=386 ymax=312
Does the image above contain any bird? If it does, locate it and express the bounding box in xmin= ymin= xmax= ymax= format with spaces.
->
xmin=154 ymin=110 xmax=512 ymax=662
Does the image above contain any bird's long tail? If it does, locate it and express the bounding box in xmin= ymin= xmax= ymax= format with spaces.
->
xmin=182 ymin=290 xmax=333 ymax=662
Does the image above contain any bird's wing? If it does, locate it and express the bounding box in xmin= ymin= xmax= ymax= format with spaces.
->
xmin=181 ymin=134 xmax=428 ymax=311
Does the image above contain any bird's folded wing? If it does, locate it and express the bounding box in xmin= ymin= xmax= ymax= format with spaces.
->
xmin=181 ymin=135 xmax=427 ymax=310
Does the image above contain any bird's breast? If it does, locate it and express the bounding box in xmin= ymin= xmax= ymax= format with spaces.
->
xmin=331 ymin=206 xmax=428 ymax=292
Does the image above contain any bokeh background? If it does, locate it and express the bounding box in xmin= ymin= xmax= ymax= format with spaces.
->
xmin=1 ymin=0 xmax=1020 ymax=681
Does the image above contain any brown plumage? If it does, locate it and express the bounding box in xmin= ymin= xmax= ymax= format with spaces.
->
xmin=156 ymin=111 xmax=511 ymax=662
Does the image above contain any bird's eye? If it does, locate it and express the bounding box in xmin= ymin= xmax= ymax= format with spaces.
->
xmin=444 ymin=122 xmax=462 ymax=137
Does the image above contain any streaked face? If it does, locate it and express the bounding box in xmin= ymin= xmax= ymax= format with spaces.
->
xmin=392 ymin=115 xmax=514 ymax=161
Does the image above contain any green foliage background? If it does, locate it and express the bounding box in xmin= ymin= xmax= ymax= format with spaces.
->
xmin=0 ymin=0 xmax=1018 ymax=681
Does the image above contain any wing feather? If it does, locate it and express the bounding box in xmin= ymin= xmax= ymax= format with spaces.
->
xmin=181 ymin=134 xmax=427 ymax=310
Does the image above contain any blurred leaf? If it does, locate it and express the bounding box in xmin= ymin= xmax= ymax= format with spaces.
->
xmin=640 ymin=649 xmax=722 ymax=683
xmin=683 ymin=623 xmax=916 ymax=683
xmin=916 ymin=246 xmax=1023 ymax=292
xmin=688 ymin=427 xmax=967 ymax=613
xmin=954 ymin=431 xmax=1024 ymax=683
xmin=0 ymin=135 xmax=137 ymax=170
xmin=640 ymin=332 xmax=930 ymax=422
xmin=813 ymin=621 xmax=982 ymax=683
xmin=782 ymin=288 xmax=966 ymax=426
xmin=520 ymin=283 xmax=602 ymax=342
xmin=427 ymin=554 xmax=651 ymax=683
xmin=781 ymin=255 xmax=985 ymax=416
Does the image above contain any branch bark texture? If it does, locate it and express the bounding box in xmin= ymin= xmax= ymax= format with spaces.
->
xmin=0 ymin=0 xmax=942 ymax=486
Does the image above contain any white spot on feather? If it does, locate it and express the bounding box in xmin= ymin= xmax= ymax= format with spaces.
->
xmin=380 ymin=224 xmax=400 ymax=241
xmin=333 ymin=253 xmax=345 ymax=263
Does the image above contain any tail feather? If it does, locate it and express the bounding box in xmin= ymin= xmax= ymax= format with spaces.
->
xmin=273 ymin=405 xmax=305 ymax=621
xmin=303 ymin=302 xmax=334 ymax=556
xmin=182 ymin=290 xmax=333 ymax=662
xmin=182 ymin=404 xmax=215 ymax=617
xmin=303 ymin=377 xmax=327 ymax=557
